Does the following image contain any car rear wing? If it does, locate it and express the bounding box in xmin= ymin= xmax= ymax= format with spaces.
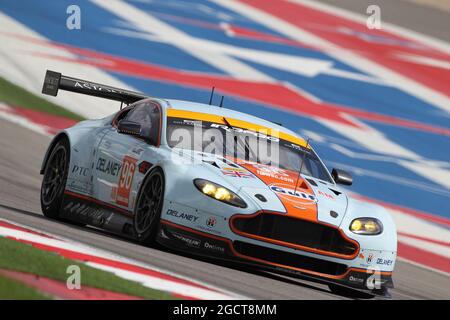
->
xmin=41 ymin=70 xmax=148 ymax=104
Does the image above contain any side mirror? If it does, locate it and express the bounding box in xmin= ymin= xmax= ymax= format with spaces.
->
xmin=331 ymin=168 xmax=353 ymax=185
xmin=118 ymin=120 xmax=141 ymax=136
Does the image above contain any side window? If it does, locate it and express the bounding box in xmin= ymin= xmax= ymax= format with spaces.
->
xmin=123 ymin=102 xmax=161 ymax=145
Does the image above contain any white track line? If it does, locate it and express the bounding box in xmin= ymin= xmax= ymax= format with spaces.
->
xmin=0 ymin=103 xmax=52 ymax=137
xmin=0 ymin=219 xmax=246 ymax=300
xmin=87 ymin=262 xmax=233 ymax=300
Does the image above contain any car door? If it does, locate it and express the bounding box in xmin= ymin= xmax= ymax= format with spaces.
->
xmin=94 ymin=100 xmax=162 ymax=214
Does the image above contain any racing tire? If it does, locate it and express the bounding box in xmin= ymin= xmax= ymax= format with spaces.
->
xmin=328 ymin=284 xmax=375 ymax=299
xmin=134 ymin=167 xmax=165 ymax=246
xmin=40 ymin=138 xmax=70 ymax=219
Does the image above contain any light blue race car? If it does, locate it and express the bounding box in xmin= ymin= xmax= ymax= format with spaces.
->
xmin=40 ymin=70 xmax=397 ymax=298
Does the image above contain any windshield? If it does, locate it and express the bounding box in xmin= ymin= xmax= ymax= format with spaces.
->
xmin=166 ymin=116 xmax=333 ymax=183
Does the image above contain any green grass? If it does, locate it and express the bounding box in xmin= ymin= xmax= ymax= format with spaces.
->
xmin=0 ymin=274 xmax=50 ymax=300
xmin=0 ymin=237 xmax=176 ymax=300
xmin=0 ymin=76 xmax=84 ymax=121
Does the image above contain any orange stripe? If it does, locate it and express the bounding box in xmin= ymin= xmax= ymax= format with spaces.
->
xmin=166 ymin=109 xmax=309 ymax=148
xmin=237 ymin=162 xmax=319 ymax=222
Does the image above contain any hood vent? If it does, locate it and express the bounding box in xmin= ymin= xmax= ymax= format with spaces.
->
xmin=222 ymin=159 xmax=239 ymax=167
xmin=202 ymin=160 xmax=220 ymax=169
xmin=200 ymin=155 xmax=238 ymax=168
xmin=297 ymin=180 xmax=309 ymax=189
xmin=329 ymin=188 xmax=342 ymax=196
xmin=255 ymin=194 xmax=267 ymax=202
xmin=305 ymin=178 xmax=318 ymax=186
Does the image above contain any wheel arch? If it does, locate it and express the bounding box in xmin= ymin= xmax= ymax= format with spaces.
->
xmin=133 ymin=164 xmax=167 ymax=244
xmin=40 ymin=131 xmax=71 ymax=175
xmin=135 ymin=164 xmax=167 ymax=208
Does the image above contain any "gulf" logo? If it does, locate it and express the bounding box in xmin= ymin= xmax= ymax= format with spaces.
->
xmin=270 ymin=185 xmax=317 ymax=204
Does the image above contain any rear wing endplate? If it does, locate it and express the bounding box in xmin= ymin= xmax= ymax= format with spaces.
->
xmin=42 ymin=70 xmax=148 ymax=104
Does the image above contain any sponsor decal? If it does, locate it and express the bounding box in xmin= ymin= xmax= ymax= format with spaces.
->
xmin=203 ymin=241 xmax=225 ymax=254
xmin=111 ymin=186 xmax=118 ymax=202
xmin=96 ymin=157 xmax=121 ymax=176
xmin=377 ymin=258 xmax=393 ymax=266
xmin=269 ymin=184 xmax=317 ymax=204
xmin=166 ymin=209 xmax=199 ymax=223
xmin=244 ymin=162 xmax=294 ymax=183
xmin=256 ymin=169 xmax=294 ymax=183
xmin=171 ymin=232 xmax=201 ymax=248
xmin=317 ymin=190 xmax=335 ymax=200
xmin=132 ymin=147 xmax=144 ymax=155
xmin=358 ymin=252 xmax=379 ymax=268
xmin=67 ymin=180 xmax=93 ymax=195
xmin=196 ymin=224 xmax=223 ymax=236
xmin=182 ymin=119 xmax=203 ymax=127
xmin=222 ymin=167 xmax=246 ymax=172
xmin=74 ymin=81 xmax=118 ymax=93
xmin=221 ymin=167 xmax=254 ymax=178
xmin=116 ymin=156 xmax=137 ymax=207
xmin=138 ymin=161 xmax=152 ymax=174
xmin=349 ymin=275 xmax=365 ymax=284
xmin=209 ymin=123 xmax=279 ymax=142
xmin=71 ymin=164 xmax=90 ymax=177
xmin=63 ymin=201 xmax=111 ymax=226
xmin=206 ymin=216 xmax=217 ymax=228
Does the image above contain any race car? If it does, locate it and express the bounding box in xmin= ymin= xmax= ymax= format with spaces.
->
xmin=40 ymin=70 xmax=397 ymax=298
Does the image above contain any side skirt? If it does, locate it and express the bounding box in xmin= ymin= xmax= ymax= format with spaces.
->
xmin=60 ymin=191 xmax=136 ymax=238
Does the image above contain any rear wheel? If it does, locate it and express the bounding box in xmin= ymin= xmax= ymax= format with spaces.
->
xmin=40 ymin=139 xmax=70 ymax=219
xmin=134 ymin=167 xmax=165 ymax=246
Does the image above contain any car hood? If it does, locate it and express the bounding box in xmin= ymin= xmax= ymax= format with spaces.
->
xmin=194 ymin=152 xmax=348 ymax=227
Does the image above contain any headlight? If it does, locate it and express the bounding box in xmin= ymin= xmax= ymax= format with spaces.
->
xmin=350 ymin=218 xmax=383 ymax=235
xmin=194 ymin=179 xmax=247 ymax=208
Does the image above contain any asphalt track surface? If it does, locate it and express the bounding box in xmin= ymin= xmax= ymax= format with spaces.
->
xmin=316 ymin=0 xmax=450 ymax=42
xmin=1 ymin=118 xmax=449 ymax=300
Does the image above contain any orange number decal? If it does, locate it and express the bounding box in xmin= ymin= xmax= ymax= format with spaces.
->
xmin=116 ymin=156 xmax=137 ymax=207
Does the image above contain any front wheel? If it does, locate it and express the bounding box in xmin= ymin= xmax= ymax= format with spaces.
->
xmin=40 ymin=138 xmax=70 ymax=219
xmin=134 ymin=167 xmax=165 ymax=246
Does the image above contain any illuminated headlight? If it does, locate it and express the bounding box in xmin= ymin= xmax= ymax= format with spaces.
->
xmin=350 ymin=218 xmax=383 ymax=235
xmin=194 ymin=179 xmax=247 ymax=208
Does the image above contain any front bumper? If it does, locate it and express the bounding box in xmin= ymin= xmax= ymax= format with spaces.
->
xmin=157 ymin=220 xmax=394 ymax=292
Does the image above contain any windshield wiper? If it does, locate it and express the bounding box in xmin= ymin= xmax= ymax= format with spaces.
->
xmin=222 ymin=117 xmax=258 ymax=162
xmin=294 ymin=138 xmax=310 ymax=194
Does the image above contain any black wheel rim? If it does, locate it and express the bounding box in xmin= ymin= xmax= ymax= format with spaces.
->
xmin=41 ymin=146 xmax=67 ymax=206
xmin=135 ymin=173 xmax=163 ymax=233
